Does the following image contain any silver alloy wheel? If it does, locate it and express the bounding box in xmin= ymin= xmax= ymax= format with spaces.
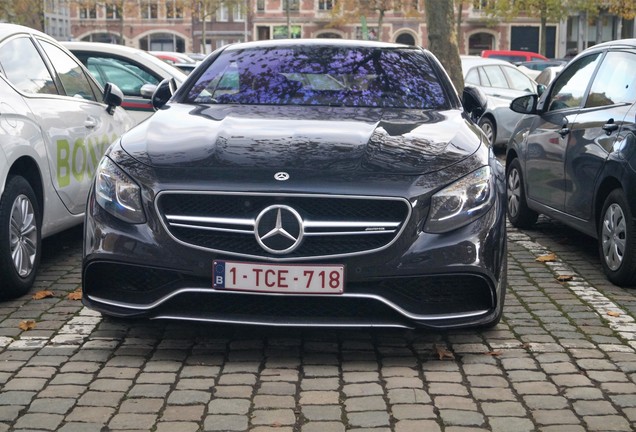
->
xmin=480 ymin=121 xmax=494 ymax=144
xmin=507 ymin=168 xmax=520 ymax=217
xmin=9 ymin=194 xmax=37 ymax=277
xmin=601 ymin=203 xmax=626 ymax=271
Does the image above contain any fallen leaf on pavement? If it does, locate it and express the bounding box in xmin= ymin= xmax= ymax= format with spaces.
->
xmin=556 ymin=275 xmax=574 ymax=282
xmin=67 ymin=288 xmax=82 ymax=301
xmin=536 ymin=253 xmax=557 ymax=263
xmin=434 ymin=344 xmax=455 ymax=360
xmin=484 ymin=351 xmax=502 ymax=356
xmin=607 ymin=311 xmax=622 ymax=317
xmin=521 ymin=342 xmax=532 ymax=350
xmin=18 ymin=320 xmax=36 ymax=331
xmin=32 ymin=290 xmax=54 ymax=300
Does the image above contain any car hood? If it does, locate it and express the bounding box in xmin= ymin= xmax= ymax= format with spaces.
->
xmin=121 ymin=104 xmax=482 ymax=175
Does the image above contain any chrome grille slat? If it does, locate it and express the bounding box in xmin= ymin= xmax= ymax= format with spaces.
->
xmin=156 ymin=191 xmax=411 ymax=260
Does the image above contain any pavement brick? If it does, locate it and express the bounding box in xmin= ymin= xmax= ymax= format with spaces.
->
xmin=347 ymin=411 xmax=390 ymax=428
xmin=203 ymin=414 xmax=248 ymax=431
xmin=4 ymin=215 xmax=636 ymax=431
xmin=251 ymin=409 xmax=297 ymax=426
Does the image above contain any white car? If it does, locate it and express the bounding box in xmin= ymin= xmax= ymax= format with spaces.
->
xmin=461 ymin=55 xmax=542 ymax=148
xmin=0 ymin=24 xmax=134 ymax=298
xmin=63 ymin=42 xmax=188 ymax=124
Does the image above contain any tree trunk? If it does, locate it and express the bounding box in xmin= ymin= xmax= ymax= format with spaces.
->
xmin=377 ymin=9 xmax=384 ymax=41
xmin=456 ymin=2 xmax=463 ymax=53
xmin=425 ymin=0 xmax=464 ymax=93
xmin=539 ymin=9 xmax=547 ymax=56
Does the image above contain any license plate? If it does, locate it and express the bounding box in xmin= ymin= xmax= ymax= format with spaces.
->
xmin=213 ymin=260 xmax=344 ymax=294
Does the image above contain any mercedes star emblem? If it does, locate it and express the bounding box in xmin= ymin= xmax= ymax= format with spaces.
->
xmin=274 ymin=172 xmax=290 ymax=181
xmin=255 ymin=205 xmax=304 ymax=254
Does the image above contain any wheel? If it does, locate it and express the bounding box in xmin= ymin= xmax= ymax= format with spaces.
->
xmin=0 ymin=176 xmax=41 ymax=299
xmin=506 ymin=158 xmax=538 ymax=228
xmin=598 ymin=189 xmax=636 ymax=286
xmin=478 ymin=117 xmax=496 ymax=146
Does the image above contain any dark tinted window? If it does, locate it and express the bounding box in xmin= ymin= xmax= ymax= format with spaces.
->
xmin=0 ymin=37 xmax=57 ymax=95
xmin=504 ymin=66 xmax=535 ymax=92
xmin=481 ymin=65 xmax=508 ymax=88
xmin=40 ymin=41 xmax=97 ymax=101
xmin=585 ymin=51 xmax=636 ymax=108
xmin=547 ymin=53 xmax=601 ymax=111
xmin=186 ymin=46 xmax=448 ymax=109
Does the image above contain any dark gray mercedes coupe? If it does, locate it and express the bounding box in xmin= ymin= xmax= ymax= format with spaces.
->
xmin=83 ymin=39 xmax=507 ymax=329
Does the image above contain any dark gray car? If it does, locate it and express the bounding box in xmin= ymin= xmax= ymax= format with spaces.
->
xmin=506 ymin=39 xmax=636 ymax=286
xmin=82 ymin=40 xmax=507 ymax=329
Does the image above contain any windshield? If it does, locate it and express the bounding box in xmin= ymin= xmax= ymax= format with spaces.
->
xmin=185 ymin=46 xmax=448 ymax=109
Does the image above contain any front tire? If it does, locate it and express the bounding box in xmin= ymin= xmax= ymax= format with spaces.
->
xmin=478 ymin=117 xmax=496 ymax=146
xmin=599 ymin=189 xmax=636 ymax=287
xmin=506 ymin=158 xmax=538 ymax=228
xmin=0 ymin=176 xmax=41 ymax=299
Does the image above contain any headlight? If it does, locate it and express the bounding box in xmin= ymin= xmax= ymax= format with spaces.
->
xmin=95 ymin=157 xmax=145 ymax=224
xmin=423 ymin=166 xmax=494 ymax=233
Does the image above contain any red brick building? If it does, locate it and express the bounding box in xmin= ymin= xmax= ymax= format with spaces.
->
xmin=65 ymin=1 xmax=635 ymax=58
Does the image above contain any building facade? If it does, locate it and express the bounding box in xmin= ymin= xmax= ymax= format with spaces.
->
xmin=61 ymin=0 xmax=636 ymax=58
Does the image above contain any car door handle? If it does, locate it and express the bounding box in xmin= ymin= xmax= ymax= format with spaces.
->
xmin=84 ymin=117 xmax=97 ymax=129
xmin=602 ymin=122 xmax=619 ymax=135
xmin=558 ymin=126 xmax=570 ymax=137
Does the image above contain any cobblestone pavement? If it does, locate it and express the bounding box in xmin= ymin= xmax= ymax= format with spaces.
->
xmin=1 ymin=219 xmax=636 ymax=432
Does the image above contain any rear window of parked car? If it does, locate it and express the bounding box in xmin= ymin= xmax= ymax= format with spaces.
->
xmin=186 ymin=46 xmax=449 ymax=109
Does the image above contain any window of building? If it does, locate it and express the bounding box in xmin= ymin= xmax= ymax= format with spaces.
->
xmin=472 ymin=0 xmax=492 ymax=10
xmin=166 ymin=1 xmax=183 ymax=19
xmin=318 ymin=0 xmax=333 ymax=11
xmin=217 ymin=5 xmax=229 ymax=21
xmin=140 ymin=1 xmax=158 ymax=19
xmin=233 ymin=5 xmax=245 ymax=21
xmin=105 ymin=3 xmax=120 ymax=20
xmin=355 ymin=26 xmax=378 ymax=40
xmin=273 ymin=25 xmax=301 ymax=38
xmin=139 ymin=32 xmax=185 ymax=52
xmin=282 ymin=0 xmax=299 ymax=11
xmin=79 ymin=5 xmax=97 ymax=19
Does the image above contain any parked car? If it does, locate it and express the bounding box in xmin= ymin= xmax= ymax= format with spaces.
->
xmin=462 ymin=55 xmax=543 ymax=148
xmin=172 ymin=62 xmax=200 ymax=75
xmin=534 ymin=65 xmax=564 ymax=86
xmin=0 ymin=24 xmax=133 ymax=298
xmin=517 ymin=59 xmax=567 ymax=80
xmin=481 ymin=49 xmax=548 ymax=63
xmin=507 ymin=39 xmax=636 ymax=286
xmin=63 ymin=42 xmax=188 ymax=124
xmin=150 ymin=51 xmax=196 ymax=65
xmin=82 ymin=39 xmax=507 ymax=329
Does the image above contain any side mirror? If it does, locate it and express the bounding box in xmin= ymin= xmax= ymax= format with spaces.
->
xmin=510 ymin=94 xmax=538 ymax=114
xmin=140 ymin=83 xmax=158 ymax=99
xmin=102 ymin=82 xmax=123 ymax=115
xmin=151 ymin=78 xmax=177 ymax=110
xmin=462 ymin=85 xmax=487 ymax=121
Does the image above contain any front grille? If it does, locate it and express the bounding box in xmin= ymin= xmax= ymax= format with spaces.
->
xmin=156 ymin=192 xmax=411 ymax=260
xmin=348 ymin=275 xmax=494 ymax=315
xmin=85 ymin=262 xmax=494 ymax=324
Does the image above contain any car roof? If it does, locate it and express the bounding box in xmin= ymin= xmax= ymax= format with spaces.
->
xmin=0 ymin=23 xmax=56 ymax=43
xmin=590 ymin=38 xmax=636 ymax=50
xmin=62 ymin=41 xmax=188 ymax=83
xmin=221 ymin=38 xmax=414 ymax=52
xmin=460 ymin=55 xmax=515 ymax=68
xmin=482 ymin=49 xmax=546 ymax=57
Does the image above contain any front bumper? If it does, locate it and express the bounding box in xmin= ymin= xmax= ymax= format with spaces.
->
xmin=82 ymin=186 xmax=507 ymax=329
